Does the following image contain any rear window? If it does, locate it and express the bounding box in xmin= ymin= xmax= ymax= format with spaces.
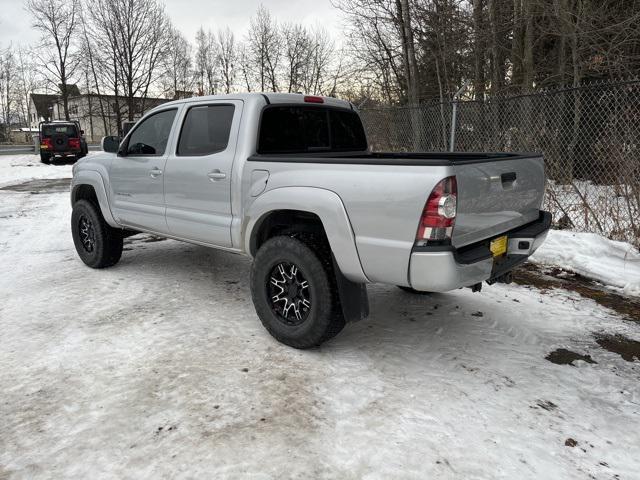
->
xmin=42 ymin=125 xmax=77 ymax=137
xmin=177 ymin=104 xmax=235 ymax=156
xmin=258 ymin=106 xmax=367 ymax=154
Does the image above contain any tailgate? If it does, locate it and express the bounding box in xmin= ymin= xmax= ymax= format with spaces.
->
xmin=452 ymin=155 xmax=545 ymax=247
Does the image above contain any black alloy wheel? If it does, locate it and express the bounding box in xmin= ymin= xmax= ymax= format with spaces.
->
xmin=71 ymin=199 xmax=123 ymax=269
xmin=250 ymin=235 xmax=345 ymax=348
xmin=268 ymin=262 xmax=312 ymax=326
xmin=78 ymin=215 xmax=96 ymax=253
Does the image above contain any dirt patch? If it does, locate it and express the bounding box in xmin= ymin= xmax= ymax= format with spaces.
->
xmin=126 ymin=234 xmax=168 ymax=244
xmin=0 ymin=178 xmax=71 ymax=194
xmin=513 ymin=263 xmax=640 ymax=323
xmin=565 ymin=438 xmax=578 ymax=447
xmin=534 ymin=399 xmax=558 ymax=411
xmin=594 ymin=334 xmax=640 ymax=362
xmin=546 ymin=348 xmax=597 ymax=366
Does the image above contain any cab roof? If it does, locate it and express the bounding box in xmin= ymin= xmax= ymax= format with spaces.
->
xmin=155 ymin=92 xmax=353 ymax=111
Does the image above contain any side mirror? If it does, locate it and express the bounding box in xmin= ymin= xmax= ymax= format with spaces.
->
xmin=101 ymin=135 xmax=121 ymax=154
xmin=80 ymin=130 xmax=85 ymax=135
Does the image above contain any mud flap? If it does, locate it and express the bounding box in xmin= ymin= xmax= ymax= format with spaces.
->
xmin=332 ymin=255 xmax=369 ymax=323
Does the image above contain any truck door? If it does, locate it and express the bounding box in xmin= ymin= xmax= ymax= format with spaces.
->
xmin=163 ymin=100 xmax=242 ymax=247
xmin=109 ymin=108 xmax=179 ymax=233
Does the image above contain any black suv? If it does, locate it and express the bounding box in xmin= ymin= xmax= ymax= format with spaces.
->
xmin=39 ymin=121 xmax=88 ymax=164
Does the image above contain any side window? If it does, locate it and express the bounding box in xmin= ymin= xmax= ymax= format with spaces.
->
xmin=177 ymin=104 xmax=235 ymax=156
xmin=126 ymin=109 xmax=177 ymax=156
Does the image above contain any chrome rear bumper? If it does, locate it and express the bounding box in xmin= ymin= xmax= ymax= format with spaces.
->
xmin=408 ymin=211 xmax=551 ymax=292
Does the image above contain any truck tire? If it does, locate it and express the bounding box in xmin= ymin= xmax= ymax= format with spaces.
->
xmin=71 ymin=199 xmax=123 ymax=269
xmin=250 ymin=235 xmax=345 ymax=349
xmin=40 ymin=153 xmax=51 ymax=164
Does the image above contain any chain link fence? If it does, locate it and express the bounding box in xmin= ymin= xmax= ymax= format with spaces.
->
xmin=360 ymin=80 xmax=640 ymax=247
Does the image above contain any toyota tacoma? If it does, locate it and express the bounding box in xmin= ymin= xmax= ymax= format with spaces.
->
xmin=70 ymin=93 xmax=550 ymax=348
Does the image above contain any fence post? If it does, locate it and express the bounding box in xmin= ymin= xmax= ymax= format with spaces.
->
xmin=449 ymin=81 xmax=469 ymax=152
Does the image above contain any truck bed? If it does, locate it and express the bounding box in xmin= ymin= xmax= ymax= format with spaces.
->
xmin=248 ymin=151 xmax=540 ymax=166
xmin=247 ymin=150 xmax=546 ymax=283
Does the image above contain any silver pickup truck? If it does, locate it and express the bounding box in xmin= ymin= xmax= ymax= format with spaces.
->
xmin=70 ymin=93 xmax=550 ymax=348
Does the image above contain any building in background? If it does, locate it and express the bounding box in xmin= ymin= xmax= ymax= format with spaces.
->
xmin=29 ymin=86 xmax=170 ymax=142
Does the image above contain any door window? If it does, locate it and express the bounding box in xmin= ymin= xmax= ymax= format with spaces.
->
xmin=177 ymin=104 xmax=235 ymax=156
xmin=126 ymin=109 xmax=177 ymax=156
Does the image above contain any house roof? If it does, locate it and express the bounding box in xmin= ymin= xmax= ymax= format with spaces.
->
xmin=62 ymin=84 xmax=81 ymax=96
xmin=31 ymin=94 xmax=58 ymax=119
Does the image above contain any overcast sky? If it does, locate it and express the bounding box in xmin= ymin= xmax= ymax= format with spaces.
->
xmin=0 ymin=0 xmax=346 ymax=48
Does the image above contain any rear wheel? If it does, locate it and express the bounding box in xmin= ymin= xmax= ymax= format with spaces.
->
xmin=40 ymin=153 xmax=51 ymax=164
xmin=71 ymin=200 xmax=123 ymax=268
xmin=250 ymin=235 xmax=345 ymax=349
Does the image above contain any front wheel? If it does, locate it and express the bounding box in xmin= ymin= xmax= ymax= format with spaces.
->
xmin=71 ymin=200 xmax=123 ymax=268
xmin=250 ymin=235 xmax=345 ymax=349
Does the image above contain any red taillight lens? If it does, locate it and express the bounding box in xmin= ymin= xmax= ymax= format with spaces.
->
xmin=69 ymin=138 xmax=80 ymax=149
xmin=304 ymin=95 xmax=324 ymax=103
xmin=416 ymin=176 xmax=457 ymax=244
xmin=41 ymin=138 xmax=52 ymax=149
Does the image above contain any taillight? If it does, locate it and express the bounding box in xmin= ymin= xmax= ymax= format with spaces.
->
xmin=69 ymin=138 xmax=80 ymax=149
xmin=41 ymin=138 xmax=52 ymax=149
xmin=415 ymin=176 xmax=457 ymax=245
xmin=304 ymin=95 xmax=324 ymax=103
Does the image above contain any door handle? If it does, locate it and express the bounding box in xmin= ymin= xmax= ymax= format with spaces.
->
xmin=207 ymin=170 xmax=226 ymax=181
xmin=149 ymin=167 xmax=163 ymax=178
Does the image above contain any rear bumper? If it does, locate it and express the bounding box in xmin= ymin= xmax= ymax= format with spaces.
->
xmin=41 ymin=146 xmax=81 ymax=154
xmin=42 ymin=151 xmax=80 ymax=156
xmin=408 ymin=211 xmax=551 ymax=292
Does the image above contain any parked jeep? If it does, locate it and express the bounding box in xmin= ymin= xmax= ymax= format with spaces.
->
xmin=70 ymin=93 xmax=550 ymax=348
xmin=39 ymin=120 xmax=88 ymax=164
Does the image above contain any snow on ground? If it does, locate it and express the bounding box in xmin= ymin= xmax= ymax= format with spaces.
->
xmin=1 ymin=154 xmax=640 ymax=479
xmin=543 ymin=180 xmax=639 ymax=248
xmin=0 ymin=153 xmax=74 ymax=188
xmin=532 ymin=230 xmax=640 ymax=296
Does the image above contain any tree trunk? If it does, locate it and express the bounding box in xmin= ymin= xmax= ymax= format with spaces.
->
xmin=398 ymin=0 xmax=422 ymax=149
xmin=554 ymin=0 xmax=569 ymax=86
xmin=522 ymin=0 xmax=535 ymax=91
xmin=510 ymin=0 xmax=524 ymax=88
xmin=472 ymin=0 xmax=486 ymax=100
xmin=61 ymin=78 xmax=70 ymax=120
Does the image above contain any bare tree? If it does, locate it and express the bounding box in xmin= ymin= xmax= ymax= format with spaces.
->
xmin=216 ymin=27 xmax=237 ymax=94
xmin=27 ymin=0 xmax=81 ymax=120
xmin=14 ymin=46 xmax=42 ymax=128
xmin=332 ymin=0 xmax=407 ymax=103
xmin=194 ymin=27 xmax=218 ymax=95
xmin=79 ymin=14 xmax=110 ymax=136
xmin=247 ymin=6 xmax=282 ymax=91
xmin=162 ymin=27 xmax=194 ymax=98
xmin=282 ymin=23 xmax=311 ymax=93
xmin=0 ymin=46 xmax=16 ymax=141
xmin=89 ymin=0 xmax=171 ymax=122
xmin=303 ymin=27 xmax=336 ymax=95
xmin=237 ymin=42 xmax=254 ymax=92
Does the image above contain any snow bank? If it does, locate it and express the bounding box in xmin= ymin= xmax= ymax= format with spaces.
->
xmin=531 ymin=230 xmax=640 ymax=296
